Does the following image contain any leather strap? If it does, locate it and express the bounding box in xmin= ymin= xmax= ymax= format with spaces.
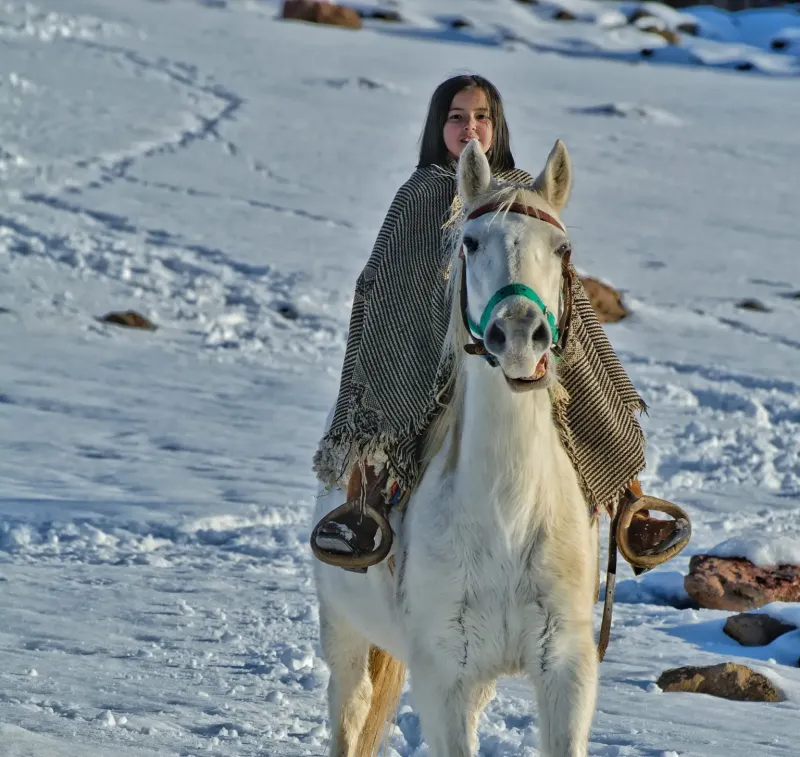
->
xmin=467 ymin=201 xmax=566 ymax=233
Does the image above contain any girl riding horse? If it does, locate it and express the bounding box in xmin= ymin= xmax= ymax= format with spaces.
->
xmin=311 ymin=74 xmax=689 ymax=574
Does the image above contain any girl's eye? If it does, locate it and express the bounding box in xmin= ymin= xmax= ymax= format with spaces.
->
xmin=448 ymin=113 xmax=461 ymax=121
xmin=463 ymin=235 xmax=479 ymax=254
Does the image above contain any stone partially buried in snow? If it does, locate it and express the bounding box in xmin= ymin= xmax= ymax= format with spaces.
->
xmin=736 ymin=297 xmax=771 ymax=313
xmin=657 ymin=663 xmax=784 ymax=702
xmin=99 ymin=310 xmax=158 ymax=331
xmin=579 ymin=276 xmax=629 ymax=323
xmin=723 ymin=612 xmax=797 ymax=647
xmin=282 ymin=0 xmax=362 ymax=29
xmin=685 ymin=555 xmax=800 ymax=612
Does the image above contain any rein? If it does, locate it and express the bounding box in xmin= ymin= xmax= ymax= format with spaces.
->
xmin=459 ymin=201 xmax=574 ymax=366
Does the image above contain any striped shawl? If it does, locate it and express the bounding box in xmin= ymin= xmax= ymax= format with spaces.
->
xmin=313 ymin=165 xmax=647 ymax=515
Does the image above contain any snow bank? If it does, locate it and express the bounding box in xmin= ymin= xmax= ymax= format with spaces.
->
xmin=708 ymin=535 xmax=800 ymax=567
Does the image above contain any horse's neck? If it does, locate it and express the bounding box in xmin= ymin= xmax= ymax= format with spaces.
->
xmin=452 ymin=361 xmax=568 ymax=526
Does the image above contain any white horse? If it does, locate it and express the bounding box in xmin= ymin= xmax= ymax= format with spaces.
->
xmin=313 ymin=140 xmax=598 ymax=757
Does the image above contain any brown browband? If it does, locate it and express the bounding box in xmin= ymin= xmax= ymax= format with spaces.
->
xmin=467 ymin=202 xmax=566 ymax=233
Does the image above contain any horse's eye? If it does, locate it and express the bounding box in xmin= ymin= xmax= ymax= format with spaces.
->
xmin=463 ymin=235 xmax=479 ymax=255
xmin=555 ymin=242 xmax=571 ymax=257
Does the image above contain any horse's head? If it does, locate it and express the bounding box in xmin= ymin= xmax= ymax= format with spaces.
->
xmin=452 ymin=139 xmax=573 ymax=393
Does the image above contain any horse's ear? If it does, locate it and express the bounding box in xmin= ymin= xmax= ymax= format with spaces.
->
xmin=458 ymin=139 xmax=492 ymax=204
xmin=532 ymin=140 xmax=572 ymax=212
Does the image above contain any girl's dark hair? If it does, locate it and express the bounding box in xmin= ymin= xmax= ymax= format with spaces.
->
xmin=417 ymin=74 xmax=515 ymax=172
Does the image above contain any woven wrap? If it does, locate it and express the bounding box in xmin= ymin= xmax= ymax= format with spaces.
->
xmin=313 ymin=165 xmax=647 ymax=514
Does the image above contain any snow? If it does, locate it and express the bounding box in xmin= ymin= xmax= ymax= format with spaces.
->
xmin=708 ymin=535 xmax=800 ymax=567
xmin=0 ymin=0 xmax=799 ymax=755
xmin=761 ymin=601 xmax=800 ymax=629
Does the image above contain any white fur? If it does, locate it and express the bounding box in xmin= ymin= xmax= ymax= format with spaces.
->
xmin=313 ymin=140 xmax=598 ymax=757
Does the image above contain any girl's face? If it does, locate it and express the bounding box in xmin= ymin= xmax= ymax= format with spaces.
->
xmin=443 ymin=87 xmax=494 ymax=160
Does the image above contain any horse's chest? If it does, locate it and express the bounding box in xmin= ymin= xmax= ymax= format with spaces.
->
xmin=409 ymin=550 xmax=538 ymax=676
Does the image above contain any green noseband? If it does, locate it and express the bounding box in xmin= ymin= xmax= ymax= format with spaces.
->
xmin=466 ymin=283 xmax=560 ymax=346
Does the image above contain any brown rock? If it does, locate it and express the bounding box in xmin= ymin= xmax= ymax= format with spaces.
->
xmin=579 ymin=276 xmax=629 ymax=323
xmin=723 ymin=613 xmax=797 ymax=647
xmin=685 ymin=555 xmax=800 ymax=612
xmin=553 ymin=9 xmax=576 ymax=20
xmin=658 ymin=662 xmax=784 ymax=702
xmin=640 ymin=25 xmax=680 ymax=45
xmin=100 ymin=310 xmax=158 ymax=331
xmin=282 ymin=0 xmax=362 ymax=30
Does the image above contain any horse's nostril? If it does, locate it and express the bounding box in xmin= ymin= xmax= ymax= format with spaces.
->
xmin=532 ymin=322 xmax=549 ymax=345
xmin=487 ymin=323 xmax=506 ymax=351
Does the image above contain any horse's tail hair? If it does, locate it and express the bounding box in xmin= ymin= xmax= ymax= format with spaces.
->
xmin=355 ymin=646 xmax=406 ymax=757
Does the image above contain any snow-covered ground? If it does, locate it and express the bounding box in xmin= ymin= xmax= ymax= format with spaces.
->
xmin=0 ymin=0 xmax=799 ymax=755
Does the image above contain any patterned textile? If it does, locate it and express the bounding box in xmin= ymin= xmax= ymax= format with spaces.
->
xmin=313 ymin=165 xmax=646 ymax=514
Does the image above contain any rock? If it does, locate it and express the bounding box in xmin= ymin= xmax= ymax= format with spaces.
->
xmin=640 ymin=25 xmax=680 ymax=45
xmin=685 ymin=555 xmax=800 ymax=612
xmin=553 ymin=9 xmax=576 ymax=21
xmin=275 ymin=302 xmax=299 ymax=321
xmin=281 ymin=0 xmax=362 ymax=30
xmin=100 ymin=310 xmax=158 ymax=330
xmin=676 ymin=21 xmax=699 ymax=36
xmin=359 ymin=8 xmax=402 ymax=22
xmin=657 ymin=662 xmax=784 ymax=702
xmin=736 ymin=297 xmax=771 ymax=312
xmin=723 ymin=613 xmax=797 ymax=647
xmin=579 ymin=276 xmax=629 ymax=323
xmin=629 ymin=13 xmax=681 ymax=45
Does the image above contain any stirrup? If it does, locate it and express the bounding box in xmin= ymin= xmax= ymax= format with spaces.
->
xmin=310 ymin=498 xmax=393 ymax=571
xmin=616 ymin=493 xmax=691 ymax=576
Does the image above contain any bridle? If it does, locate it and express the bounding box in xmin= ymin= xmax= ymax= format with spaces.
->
xmin=459 ymin=201 xmax=574 ymax=368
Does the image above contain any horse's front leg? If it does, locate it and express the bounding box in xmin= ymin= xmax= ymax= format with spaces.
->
xmin=526 ymin=603 xmax=598 ymax=757
xmin=408 ymin=651 xmax=493 ymax=757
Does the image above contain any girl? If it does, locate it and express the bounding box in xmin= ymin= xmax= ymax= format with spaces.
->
xmin=312 ymin=74 xmax=688 ymax=573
